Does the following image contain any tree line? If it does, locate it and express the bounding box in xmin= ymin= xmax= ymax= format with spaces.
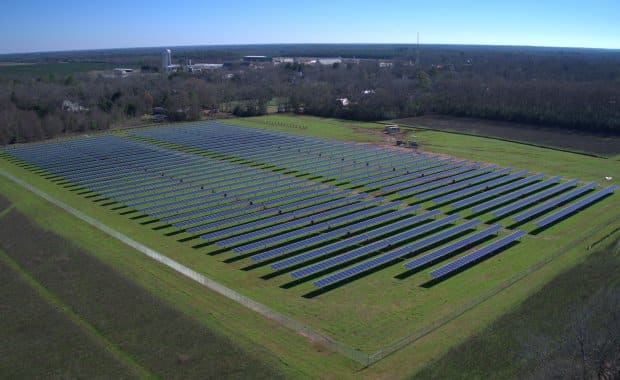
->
xmin=1 ymin=45 xmax=619 ymax=144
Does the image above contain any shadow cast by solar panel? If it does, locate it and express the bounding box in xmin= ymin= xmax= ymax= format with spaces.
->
xmin=149 ymin=222 xmax=172 ymax=230
xmin=420 ymin=240 xmax=521 ymax=287
xmin=189 ymin=237 xmax=213 ymax=248
xmin=395 ymin=233 xmax=497 ymax=279
xmin=278 ymin=223 xmax=459 ymax=288
xmin=73 ymin=187 xmax=92 ymax=193
xmin=131 ymin=214 xmax=152 ymax=222
xmin=529 ymin=193 xmax=613 ymax=235
xmin=102 ymin=200 xmax=120 ymax=207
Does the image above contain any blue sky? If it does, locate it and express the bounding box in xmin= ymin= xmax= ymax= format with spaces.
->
xmin=1 ymin=0 xmax=618 ymax=54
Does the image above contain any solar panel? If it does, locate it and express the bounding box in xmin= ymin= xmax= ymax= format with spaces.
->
xmin=399 ymin=165 xmax=497 ymax=197
xmin=535 ymin=185 xmax=616 ymax=228
xmin=491 ymin=179 xmax=579 ymax=218
xmin=432 ymin=170 xmax=528 ymax=204
xmin=313 ymin=219 xmax=480 ymax=287
xmin=290 ymin=214 xmax=460 ymax=279
xmin=404 ymin=224 xmax=503 ymax=270
xmin=471 ymin=176 xmax=561 ymax=213
xmin=512 ymin=182 xmax=597 ymax=222
xmin=415 ymin=167 xmax=512 ymax=200
xmin=231 ymin=202 xmax=392 ymax=253
xmin=224 ymin=195 xmax=373 ymax=242
xmin=270 ymin=209 xmax=440 ymax=270
xmin=430 ymin=230 xmax=526 ymax=278
xmin=197 ymin=193 xmax=365 ymax=238
xmin=450 ymin=173 xmax=545 ymax=209
xmin=251 ymin=205 xmax=418 ymax=261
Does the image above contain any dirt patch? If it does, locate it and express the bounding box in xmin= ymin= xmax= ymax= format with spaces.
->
xmin=393 ymin=115 xmax=620 ymax=157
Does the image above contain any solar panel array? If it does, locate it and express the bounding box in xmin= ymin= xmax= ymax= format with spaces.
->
xmin=1 ymin=120 xmax=615 ymax=294
xmin=430 ymin=230 xmax=527 ymax=279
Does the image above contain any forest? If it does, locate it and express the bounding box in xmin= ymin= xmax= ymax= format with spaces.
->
xmin=0 ymin=44 xmax=619 ymax=144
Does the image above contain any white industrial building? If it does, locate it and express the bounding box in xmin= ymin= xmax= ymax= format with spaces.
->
xmin=185 ymin=60 xmax=224 ymax=73
xmin=161 ymin=49 xmax=180 ymax=72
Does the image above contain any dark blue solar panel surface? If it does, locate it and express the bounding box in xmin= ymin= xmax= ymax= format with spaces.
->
xmin=432 ymin=170 xmax=528 ymax=204
xmin=491 ymin=179 xmax=579 ymax=218
xmin=404 ymin=224 xmax=503 ymax=270
xmin=535 ymin=185 xmax=616 ymax=227
xmin=471 ymin=176 xmax=562 ymax=213
xmin=251 ymin=205 xmax=418 ymax=261
xmin=270 ymin=210 xmax=440 ymax=270
xmin=430 ymin=230 xmax=526 ymax=278
xmin=450 ymin=173 xmax=544 ymax=209
xmin=290 ymin=214 xmax=460 ymax=279
xmin=513 ymin=182 xmax=597 ymax=222
xmin=313 ymin=219 xmax=480 ymax=287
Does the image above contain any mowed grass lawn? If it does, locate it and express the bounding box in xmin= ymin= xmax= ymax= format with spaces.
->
xmin=220 ymin=114 xmax=386 ymax=142
xmin=0 ymin=114 xmax=618 ymax=378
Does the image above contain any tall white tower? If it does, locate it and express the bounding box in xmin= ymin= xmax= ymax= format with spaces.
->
xmin=162 ymin=49 xmax=172 ymax=72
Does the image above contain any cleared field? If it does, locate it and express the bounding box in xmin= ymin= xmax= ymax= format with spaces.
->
xmin=0 ymin=114 xmax=618 ymax=377
xmin=0 ymin=252 xmax=136 ymax=379
xmin=394 ymin=114 xmax=620 ymax=157
xmin=0 ymin=198 xmax=284 ymax=379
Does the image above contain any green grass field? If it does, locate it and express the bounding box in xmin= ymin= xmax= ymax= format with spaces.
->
xmin=0 ymin=113 xmax=618 ymax=378
xmin=0 ymin=62 xmax=115 ymax=78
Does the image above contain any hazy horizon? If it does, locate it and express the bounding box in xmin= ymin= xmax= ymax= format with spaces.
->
xmin=3 ymin=42 xmax=620 ymax=57
xmin=1 ymin=0 xmax=618 ymax=54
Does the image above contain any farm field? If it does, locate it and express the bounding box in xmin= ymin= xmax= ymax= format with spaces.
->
xmin=394 ymin=114 xmax=620 ymax=158
xmin=0 ymin=114 xmax=618 ymax=378
xmin=0 ymin=62 xmax=115 ymax=77
xmin=0 ymin=249 xmax=136 ymax=379
xmin=0 ymin=195 xmax=285 ymax=379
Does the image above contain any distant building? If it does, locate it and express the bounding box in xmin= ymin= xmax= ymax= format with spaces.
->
xmin=384 ymin=125 xmax=401 ymax=134
xmin=317 ymin=58 xmax=342 ymax=65
xmin=62 ymin=100 xmax=88 ymax=113
xmin=186 ymin=63 xmax=224 ymax=72
xmin=243 ymin=55 xmax=272 ymax=63
xmin=273 ymin=57 xmax=294 ymax=65
xmin=113 ymin=68 xmax=135 ymax=77
xmin=162 ymin=49 xmax=172 ymax=71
